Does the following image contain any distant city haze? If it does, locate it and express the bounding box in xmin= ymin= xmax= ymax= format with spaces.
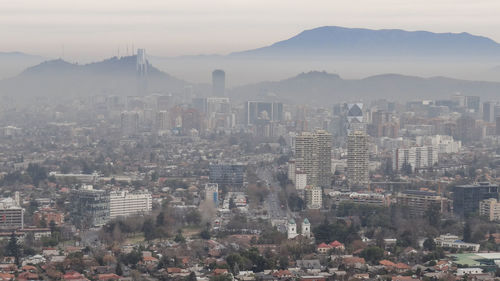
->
xmin=2 ymin=0 xmax=500 ymax=60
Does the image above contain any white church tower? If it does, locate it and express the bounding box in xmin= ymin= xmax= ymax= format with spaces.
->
xmin=302 ymin=218 xmax=311 ymax=238
xmin=287 ymin=219 xmax=298 ymax=239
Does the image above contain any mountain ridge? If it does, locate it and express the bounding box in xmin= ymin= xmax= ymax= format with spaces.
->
xmin=231 ymin=70 xmax=500 ymax=104
xmin=229 ymin=26 xmax=500 ymax=58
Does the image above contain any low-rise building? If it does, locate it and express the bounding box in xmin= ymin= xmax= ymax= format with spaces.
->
xmin=435 ymin=234 xmax=480 ymax=252
xmin=327 ymin=190 xmax=389 ymax=206
xmin=396 ymin=190 xmax=450 ymax=217
xmin=109 ymin=190 xmax=152 ymax=219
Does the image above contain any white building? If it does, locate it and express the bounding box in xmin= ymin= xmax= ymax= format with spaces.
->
xmin=295 ymin=172 xmax=307 ymax=190
xmin=302 ymin=218 xmax=311 ymax=238
xmin=479 ymin=198 xmax=500 ymax=221
xmin=305 ymin=186 xmax=322 ymax=209
xmin=434 ymin=234 xmax=480 ymax=252
xmin=109 ymin=191 xmax=152 ymax=219
xmin=415 ymin=135 xmax=461 ymax=154
xmin=392 ymin=145 xmax=438 ymax=172
xmin=287 ymin=219 xmax=298 ymax=239
xmin=347 ymin=131 xmax=369 ymax=188
xmin=288 ymin=161 xmax=296 ymax=182
xmin=456 ymin=268 xmax=483 ymax=276
xmin=0 ymin=192 xmax=24 ymax=229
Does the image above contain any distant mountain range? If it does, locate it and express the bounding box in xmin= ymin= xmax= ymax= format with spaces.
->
xmin=2 ymin=26 xmax=500 ymax=104
xmin=1 ymin=54 xmax=500 ymax=105
xmin=0 ymin=51 xmax=47 ymax=79
xmin=231 ymin=71 xmax=500 ymax=104
xmin=146 ymin=26 xmax=500 ymax=85
xmin=228 ymin=26 xmax=500 ymax=58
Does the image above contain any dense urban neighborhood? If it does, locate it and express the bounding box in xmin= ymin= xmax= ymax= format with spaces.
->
xmin=0 ymin=58 xmax=500 ymax=281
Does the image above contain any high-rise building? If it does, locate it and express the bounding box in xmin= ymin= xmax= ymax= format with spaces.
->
xmin=345 ymin=103 xmax=365 ymax=133
xmin=315 ymin=130 xmax=332 ymax=187
xmin=305 ymin=185 xmax=322 ymax=209
xmin=71 ymin=185 xmax=110 ymax=228
xmin=245 ymin=101 xmax=284 ymax=126
xmin=155 ymin=110 xmax=170 ymax=133
xmin=295 ymin=130 xmax=332 ymax=187
xmin=392 ymin=146 xmax=438 ymax=172
xmin=465 ymin=96 xmax=480 ymax=112
xmin=347 ymin=130 xmax=369 ymax=188
xmin=483 ymin=101 xmax=495 ymax=123
xmin=0 ymin=192 xmax=24 ymax=229
xmin=109 ymin=191 xmax=152 ymax=220
xmin=121 ymin=111 xmax=140 ymax=136
xmin=204 ymin=97 xmax=234 ymax=130
xmin=136 ymin=48 xmax=148 ymax=95
xmin=456 ymin=115 xmax=477 ymax=143
xmin=453 ymin=183 xmax=499 ymax=217
xmin=212 ymin=69 xmax=225 ymax=97
xmin=496 ymin=116 xmax=500 ymax=135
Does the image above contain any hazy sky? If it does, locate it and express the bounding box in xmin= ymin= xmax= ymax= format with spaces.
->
xmin=2 ymin=0 xmax=500 ymax=61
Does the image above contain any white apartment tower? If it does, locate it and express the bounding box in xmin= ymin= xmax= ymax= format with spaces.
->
xmin=392 ymin=146 xmax=438 ymax=172
xmin=295 ymin=129 xmax=332 ymax=187
xmin=347 ymin=130 xmax=369 ymax=188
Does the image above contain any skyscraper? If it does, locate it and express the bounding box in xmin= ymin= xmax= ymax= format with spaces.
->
xmin=212 ymin=69 xmax=225 ymax=97
xmin=121 ymin=111 xmax=140 ymax=136
xmin=483 ymin=101 xmax=495 ymax=123
xmin=347 ymin=130 xmax=369 ymax=188
xmin=295 ymin=129 xmax=332 ymax=187
xmin=155 ymin=110 xmax=170 ymax=133
xmin=245 ymin=101 xmax=284 ymax=126
xmin=136 ymin=48 xmax=148 ymax=95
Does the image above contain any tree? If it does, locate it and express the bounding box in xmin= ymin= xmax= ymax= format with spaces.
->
xmin=186 ymin=272 xmax=197 ymax=281
xmin=116 ymin=263 xmax=123 ymax=276
xmin=209 ymin=275 xmax=233 ymax=281
xmin=174 ymin=230 xmax=186 ymax=243
xmin=313 ymin=221 xmax=349 ymax=244
xmin=200 ymin=229 xmax=211 ymax=240
xmin=27 ymin=163 xmax=47 ymax=186
xmin=463 ymin=221 xmax=472 ymax=243
xmin=425 ymin=204 xmax=441 ymax=228
xmin=6 ymin=232 xmax=22 ymax=265
xmin=396 ymin=230 xmax=416 ymax=248
xmin=49 ymin=220 xmax=57 ymax=234
xmin=156 ymin=211 xmax=165 ymax=227
xmin=185 ymin=209 xmax=202 ymax=225
xmin=360 ymin=246 xmax=384 ymax=264
xmin=122 ymin=250 xmax=142 ymax=267
xmin=143 ymin=219 xmax=156 ymax=241
xmin=288 ymin=194 xmax=304 ymax=212
xmin=423 ymin=238 xmax=436 ymax=251
xmin=279 ymin=255 xmax=289 ymax=269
